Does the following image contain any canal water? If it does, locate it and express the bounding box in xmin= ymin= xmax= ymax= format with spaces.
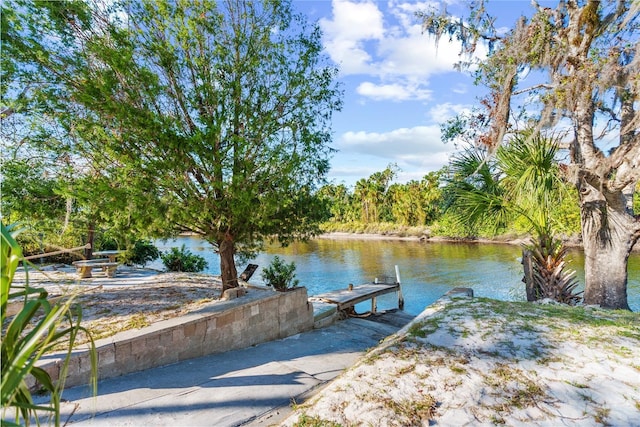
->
xmin=154 ymin=236 xmax=640 ymax=314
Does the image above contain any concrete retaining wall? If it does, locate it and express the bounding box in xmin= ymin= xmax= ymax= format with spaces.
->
xmin=34 ymin=287 xmax=314 ymax=389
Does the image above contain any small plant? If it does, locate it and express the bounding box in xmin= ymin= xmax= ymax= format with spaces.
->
xmin=522 ymin=233 xmax=582 ymax=305
xmin=292 ymin=413 xmax=341 ymax=427
xmin=125 ymin=239 xmax=160 ymax=267
xmin=161 ymin=245 xmax=208 ymax=272
xmin=262 ymin=256 xmax=299 ymax=292
xmin=1 ymin=223 xmax=97 ymax=426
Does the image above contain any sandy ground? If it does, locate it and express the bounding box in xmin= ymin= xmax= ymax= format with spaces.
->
xmin=283 ymin=296 xmax=640 ymax=427
xmin=10 ymin=266 xmax=224 ymax=345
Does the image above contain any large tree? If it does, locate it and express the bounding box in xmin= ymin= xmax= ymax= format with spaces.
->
xmin=3 ymin=0 xmax=342 ymax=293
xmin=421 ymin=0 xmax=639 ymax=309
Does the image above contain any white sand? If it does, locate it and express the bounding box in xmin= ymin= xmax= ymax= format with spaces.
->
xmin=283 ymin=296 xmax=640 ymax=427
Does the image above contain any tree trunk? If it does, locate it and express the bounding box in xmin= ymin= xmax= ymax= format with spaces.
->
xmin=579 ymin=181 xmax=633 ymax=310
xmin=219 ymin=236 xmax=238 ymax=294
xmin=85 ymin=221 xmax=95 ymax=260
xmin=522 ymin=249 xmax=538 ymax=302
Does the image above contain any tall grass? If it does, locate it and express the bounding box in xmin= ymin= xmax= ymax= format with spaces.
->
xmin=1 ymin=223 xmax=97 ymax=426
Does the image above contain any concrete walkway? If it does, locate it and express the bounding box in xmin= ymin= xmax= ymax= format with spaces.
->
xmin=50 ymin=317 xmax=401 ymax=427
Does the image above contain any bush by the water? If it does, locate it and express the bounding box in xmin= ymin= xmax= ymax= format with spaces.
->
xmin=125 ymin=240 xmax=160 ymax=267
xmin=262 ymin=255 xmax=299 ymax=291
xmin=161 ymin=245 xmax=208 ymax=272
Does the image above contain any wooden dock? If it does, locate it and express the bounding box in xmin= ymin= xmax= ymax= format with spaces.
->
xmin=312 ymin=282 xmax=404 ymax=315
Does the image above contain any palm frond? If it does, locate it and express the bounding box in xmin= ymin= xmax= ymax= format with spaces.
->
xmin=523 ymin=234 xmax=583 ymax=305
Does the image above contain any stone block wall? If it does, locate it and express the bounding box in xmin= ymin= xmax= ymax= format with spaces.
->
xmin=34 ymin=287 xmax=313 ymax=389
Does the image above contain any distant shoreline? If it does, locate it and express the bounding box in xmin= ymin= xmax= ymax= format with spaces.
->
xmin=318 ymin=232 xmax=640 ymax=253
xmin=176 ymin=231 xmax=638 ymax=252
xmin=318 ymin=232 xmax=532 ymax=247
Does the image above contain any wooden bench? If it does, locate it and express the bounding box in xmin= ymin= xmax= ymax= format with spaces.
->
xmin=72 ymin=259 xmax=119 ymax=279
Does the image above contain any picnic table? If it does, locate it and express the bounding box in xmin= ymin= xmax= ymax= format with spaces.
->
xmin=72 ymin=259 xmax=119 ymax=279
xmin=93 ymin=250 xmax=125 ymax=263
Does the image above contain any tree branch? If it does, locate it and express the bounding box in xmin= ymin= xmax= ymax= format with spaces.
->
xmin=512 ymin=83 xmax=555 ymax=96
xmin=608 ymin=134 xmax=640 ymax=192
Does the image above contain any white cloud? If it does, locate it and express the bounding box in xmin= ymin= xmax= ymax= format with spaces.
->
xmin=329 ymin=125 xmax=454 ymax=184
xmin=322 ymin=0 xmax=384 ymax=40
xmin=357 ymin=81 xmax=432 ymax=101
xmin=452 ymin=84 xmax=467 ymax=94
xmin=426 ymin=102 xmax=472 ymax=124
xmin=338 ymin=125 xmax=454 ymax=167
xmin=390 ymin=1 xmax=440 ymax=19
xmin=320 ymin=0 xmax=480 ymax=102
xmin=320 ymin=0 xmax=384 ymax=74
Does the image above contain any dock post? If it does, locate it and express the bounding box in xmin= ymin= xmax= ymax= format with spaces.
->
xmin=395 ymin=265 xmax=405 ymax=310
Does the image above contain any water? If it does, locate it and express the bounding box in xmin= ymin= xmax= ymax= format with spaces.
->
xmin=154 ymin=236 xmax=640 ymax=315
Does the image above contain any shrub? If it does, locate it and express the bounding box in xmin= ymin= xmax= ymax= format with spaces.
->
xmin=16 ymin=225 xmax=86 ymax=265
xmin=97 ymin=237 xmax=119 ymax=251
xmin=161 ymin=245 xmax=208 ymax=272
xmin=261 ymin=256 xmax=299 ymax=292
xmin=125 ymin=240 xmax=160 ymax=267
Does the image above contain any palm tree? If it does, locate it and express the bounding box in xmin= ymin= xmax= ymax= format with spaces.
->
xmin=444 ymin=145 xmax=507 ymax=235
xmin=445 ymin=131 xmax=582 ymax=304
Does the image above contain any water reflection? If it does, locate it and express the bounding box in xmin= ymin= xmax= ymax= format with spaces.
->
xmin=153 ymin=236 xmax=640 ymax=314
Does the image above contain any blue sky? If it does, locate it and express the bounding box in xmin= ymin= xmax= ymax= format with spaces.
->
xmin=292 ymin=0 xmax=543 ymax=187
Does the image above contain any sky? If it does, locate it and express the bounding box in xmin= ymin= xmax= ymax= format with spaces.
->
xmin=292 ymin=0 xmax=544 ymax=187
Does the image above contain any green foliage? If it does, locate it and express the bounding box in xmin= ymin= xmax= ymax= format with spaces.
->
xmin=443 ymin=132 xmax=569 ymax=238
xmin=4 ymin=0 xmax=343 ymax=291
xmin=319 ymin=221 xmax=427 ymax=237
xmin=497 ymin=132 xmax=567 ymax=235
xmin=261 ymin=256 xmax=299 ymax=292
xmin=0 ymin=157 xmax=88 ymax=263
xmin=443 ymin=146 xmax=509 ymax=235
xmin=1 ymin=223 xmax=97 ymax=426
xmin=98 ymin=237 xmax=119 ymax=251
xmin=354 ymin=165 xmax=398 ymax=223
xmin=549 ymin=187 xmax=581 ymax=236
xmin=317 ymin=153 xmax=581 ymax=241
xmin=317 ymin=184 xmax=356 ymax=223
xmin=388 ymin=172 xmax=442 ymax=226
xmin=161 ymin=245 xmax=208 ymax=273
xmin=0 ymin=159 xmax=66 ymax=225
xmin=124 ymin=240 xmax=160 ymax=267
xmin=430 ymin=212 xmax=482 ymax=238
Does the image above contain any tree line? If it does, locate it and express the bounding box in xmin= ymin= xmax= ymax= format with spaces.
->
xmin=319 ymin=154 xmax=585 ymax=240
